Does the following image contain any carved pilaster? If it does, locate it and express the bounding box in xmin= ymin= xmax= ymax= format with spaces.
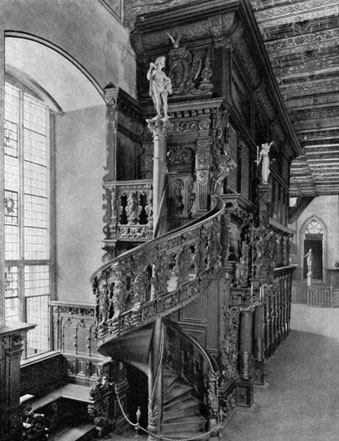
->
xmin=196 ymin=138 xmax=213 ymax=212
xmin=104 ymin=85 xmax=120 ymax=182
xmin=258 ymin=184 xmax=272 ymax=227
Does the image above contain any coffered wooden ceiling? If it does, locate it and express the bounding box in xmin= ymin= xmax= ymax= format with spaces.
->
xmin=251 ymin=0 xmax=339 ymax=196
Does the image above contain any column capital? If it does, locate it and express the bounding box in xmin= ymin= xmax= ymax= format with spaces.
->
xmin=146 ymin=118 xmax=173 ymax=139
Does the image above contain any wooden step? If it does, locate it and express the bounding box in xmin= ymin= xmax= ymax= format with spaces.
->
xmin=162 ymin=418 xmax=207 ymax=435
xmin=163 ymin=382 xmax=192 ymax=402
xmin=162 ymin=372 xmax=178 ymax=392
xmin=162 ymin=400 xmax=200 ymax=422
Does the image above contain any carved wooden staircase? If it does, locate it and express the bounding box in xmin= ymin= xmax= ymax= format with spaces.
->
xmin=98 ymin=318 xmax=212 ymax=440
xmin=91 ymin=197 xmax=225 ymax=439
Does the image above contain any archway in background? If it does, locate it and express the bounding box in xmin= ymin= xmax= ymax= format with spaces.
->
xmin=302 ymin=218 xmax=324 ymax=282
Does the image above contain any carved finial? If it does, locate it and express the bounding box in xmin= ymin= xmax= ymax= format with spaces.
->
xmin=167 ymin=32 xmax=181 ymax=48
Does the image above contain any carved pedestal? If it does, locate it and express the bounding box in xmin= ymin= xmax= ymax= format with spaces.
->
xmin=0 ymin=323 xmax=35 ymax=441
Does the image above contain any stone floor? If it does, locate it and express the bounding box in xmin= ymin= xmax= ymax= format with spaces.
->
xmin=109 ymin=304 xmax=339 ymax=441
xmin=223 ymin=329 xmax=339 ymax=441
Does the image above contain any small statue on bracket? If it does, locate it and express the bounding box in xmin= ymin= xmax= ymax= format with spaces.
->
xmin=147 ymin=56 xmax=172 ymax=120
xmin=256 ymin=141 xmax=273 ymax=185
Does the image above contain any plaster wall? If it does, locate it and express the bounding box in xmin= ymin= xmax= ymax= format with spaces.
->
xmin=289 ymin=195 xmax=339 ymax=281
xmin=56 ymin=105 xmax=106 ymax=303
xmin=2 ymin=0 xmax=136 ymax=97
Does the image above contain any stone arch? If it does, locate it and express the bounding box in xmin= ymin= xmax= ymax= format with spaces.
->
xmin=5 ymin=32 xmax=105 ymax=113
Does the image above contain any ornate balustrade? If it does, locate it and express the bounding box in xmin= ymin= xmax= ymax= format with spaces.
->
xmin=264 ymin=266 xmax=295 ymax=358
xmin=91 ymin=197 xmax=226 ymax=347
xmin=103 ymin=179 xmax=153 ymax=243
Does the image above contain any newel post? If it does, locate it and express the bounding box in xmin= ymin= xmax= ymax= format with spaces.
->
xmin=0 ymin=324 xmax=35 ymax=441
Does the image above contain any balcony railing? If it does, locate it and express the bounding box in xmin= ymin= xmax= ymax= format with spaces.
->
xmin=104 ymin=179 xmax=153 ymax=240
xmin=292 ymin=282 xmax=339 ymax=308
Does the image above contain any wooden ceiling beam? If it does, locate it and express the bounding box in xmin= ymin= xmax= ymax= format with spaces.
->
xmin=252 ymin=0 xmax=339 ymax=26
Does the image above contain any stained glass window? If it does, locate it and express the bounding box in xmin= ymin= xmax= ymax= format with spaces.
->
xmin=4 ymin=81 xmax=51 ymax=358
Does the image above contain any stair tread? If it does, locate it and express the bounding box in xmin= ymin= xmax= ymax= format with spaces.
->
xmin=163 ymin=392 xmax=193 ymax=408
xmin=163 ymin=400 xmax=199 ymax=414
xmin=163 ymin=383 xmax=192 ymax=398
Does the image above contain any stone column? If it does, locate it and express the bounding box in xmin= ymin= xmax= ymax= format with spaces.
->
xmin=147 ymin=119 xmax=172 ymax=236
xmin=0 ymin=324 xmax=35 ymax=441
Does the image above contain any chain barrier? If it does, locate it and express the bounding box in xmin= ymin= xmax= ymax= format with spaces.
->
xmin=114 ymin=384 xmax=222 ymax=441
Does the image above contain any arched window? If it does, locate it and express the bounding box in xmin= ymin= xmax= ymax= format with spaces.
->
xmin=4 ymin=80 xmax=52 ymax=358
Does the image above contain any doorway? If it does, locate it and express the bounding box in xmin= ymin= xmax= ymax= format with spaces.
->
xmin=303 ymin=236 xmax=323 ymax=281
xmin=303 ymin=218 xmax=324 ymax=282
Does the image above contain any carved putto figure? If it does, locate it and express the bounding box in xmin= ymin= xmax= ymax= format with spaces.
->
xmin=147 ymin=56 xmax=172 ymax=120
xmin=256 ymin=141 xmax=273 ymax=184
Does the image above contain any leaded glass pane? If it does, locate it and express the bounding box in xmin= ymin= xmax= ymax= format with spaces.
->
xmin=24 ymin=265 xmax=50 ymax=296
xmin=5 ymin=298 xmax=20 ymax=324
xmin=4 ymin=120 xmax=18 ymax=157
xmin=4 ymin=154 xmax=19 ymax=191
xmin=24 ymin=94 xmax=47 ymax=135
xmin=24 ymin=194 xmax=48 ymax=228
xmin=26 ymin=296 xmax=49 ymax=355
xmin=5 ymin=225 xmax=19 ymax=260
xmin=24 ymin=227 xmax=49 ymax=260
xmin=24 ymin=161 xmax=48 ymax=198
xmin=5 ymin=83 xmax=19 ymax=123
xmin=24 ymin=128 xmax=47 ymax=166
xmin=5 ymin=266 xmax=19 ymax=324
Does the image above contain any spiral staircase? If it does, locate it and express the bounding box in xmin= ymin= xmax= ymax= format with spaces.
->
xmin=91 ymin=197 xmax=226 ymax=440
